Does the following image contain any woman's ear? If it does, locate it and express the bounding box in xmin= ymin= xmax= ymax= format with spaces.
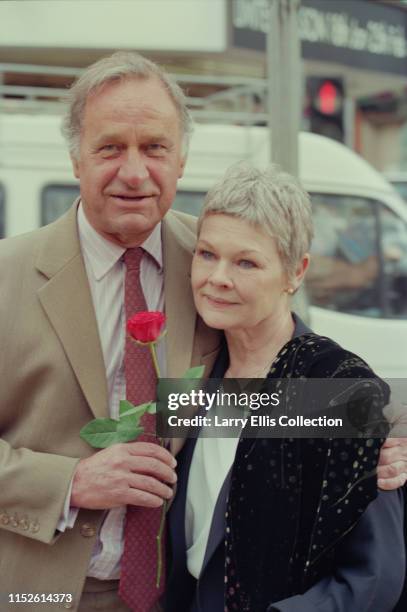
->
xmin=292 ymin=253 xmax=310 ymax=291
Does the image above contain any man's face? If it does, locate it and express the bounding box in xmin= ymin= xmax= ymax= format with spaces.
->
xmin=72 ymin=76 xmax=185 ymax=247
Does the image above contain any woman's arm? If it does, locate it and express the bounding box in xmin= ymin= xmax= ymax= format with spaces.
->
xmin=268 ymin=489 xmax=405 ymax=612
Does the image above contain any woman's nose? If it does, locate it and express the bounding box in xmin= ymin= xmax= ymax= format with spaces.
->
xmin=208 ymin=262 xmax=233 ymax=288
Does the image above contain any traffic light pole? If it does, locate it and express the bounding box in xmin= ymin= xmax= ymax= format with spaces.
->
xmin=267 ymin=0 xmax=310 ymax=321
xmin=267 ymin=0 xmax=301 ymax=177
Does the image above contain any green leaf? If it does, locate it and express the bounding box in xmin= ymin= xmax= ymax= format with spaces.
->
xmin=80 ymin=418 xmax=117 ymax=448
xmin=182 ymin=365 xmax=205 ymax=379
xmin=120 ymin=401 xmax=155 ymax=419
xmin=119 ymin=399 xmax=135 ymax=416
xmin=117 ymin=415 xmax=144 ymax=437
xmin=146 ymin=402 xmax=157 ymax=414
xmin=80 ymin=417 xmax=144 ymax=448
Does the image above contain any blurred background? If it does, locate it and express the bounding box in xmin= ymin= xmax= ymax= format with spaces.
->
xmin=0 ymin=0 xmax=406 ymax=377
xmin=1 ymin=0 xmax=407 ymax=170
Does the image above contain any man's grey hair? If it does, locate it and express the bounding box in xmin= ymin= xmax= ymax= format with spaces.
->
xmin=198 ymin=162 xmax=314 ymax=281
xmin=62 ymin=51 xmax=193 ymax=159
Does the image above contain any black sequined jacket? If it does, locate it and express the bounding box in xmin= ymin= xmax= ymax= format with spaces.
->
xmin=166 ymin=328 xmax=404 ymax=612
xmin=224 ymin=333 xmax=389 ymax=611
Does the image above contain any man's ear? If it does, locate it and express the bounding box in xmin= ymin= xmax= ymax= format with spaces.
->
xmin=178 ymin=155 xmax=186 ymax=179
xmin=71 ymin=155 xmax=80 ymax=179
xmin=293 ymin=253 xmax=310 ymax=290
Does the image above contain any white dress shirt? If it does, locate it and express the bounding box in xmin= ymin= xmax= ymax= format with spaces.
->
xmin=185 ymin=396 xmax=247 ymax=578
xmin=59 ymin=203 xmax=165 ymax=580
xmin=185 ymin=434 xmax=239 ymax=578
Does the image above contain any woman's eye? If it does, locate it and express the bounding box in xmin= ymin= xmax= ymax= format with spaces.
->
xmin=198 ymin=249 xmax=214 ymax=260
xmin=238 ymin=259 xmax=256 ymax=269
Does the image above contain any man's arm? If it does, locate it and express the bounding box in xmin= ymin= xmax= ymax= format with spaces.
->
xmin=0 ymin=439 xmax=177 ymax=542
xmin=0 ymin=439 xmax=80 ymax=543
xmin=268 ymin=490 xmax=405 ymax=612
xmin=70 ymin=441 xmax=176 ymax=509
xmin=378 ymin=438 xmax=407 ymax=490
xmin=306 ymin=255 xmax=378 ymax=299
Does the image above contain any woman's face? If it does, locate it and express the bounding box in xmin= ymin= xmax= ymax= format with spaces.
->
xmin=192 ymin=213 xmax=292 ymax=332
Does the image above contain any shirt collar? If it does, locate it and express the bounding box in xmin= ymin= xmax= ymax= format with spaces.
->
xmin=77 ymin=202 xmax=163 ymax=281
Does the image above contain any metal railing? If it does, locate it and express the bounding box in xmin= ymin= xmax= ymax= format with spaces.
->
xmin=0 ymin=62 xmax=269 ymax=124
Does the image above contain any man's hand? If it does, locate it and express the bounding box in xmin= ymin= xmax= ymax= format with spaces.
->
xmin=71 ymin=442 xmax=177 ymax=509
xmin=378 ymin=437 xmax=407 ymax=491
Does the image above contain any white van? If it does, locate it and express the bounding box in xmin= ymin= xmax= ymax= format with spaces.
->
xmin=1 ymin=115 xmax=406 ymax=377
xmin=384 ymin=170 xmax=407 ymax=204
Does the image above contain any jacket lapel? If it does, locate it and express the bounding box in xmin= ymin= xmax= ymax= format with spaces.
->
xmin=35 ymin=205 xmax=109 ymax=418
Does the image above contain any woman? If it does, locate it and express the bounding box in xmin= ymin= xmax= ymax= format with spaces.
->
xmin=165 ymin=163 xmax=405 ymax=612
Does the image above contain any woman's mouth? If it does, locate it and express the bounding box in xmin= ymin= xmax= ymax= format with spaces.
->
xmin=204 ymin=295 xmax=236 ymax=307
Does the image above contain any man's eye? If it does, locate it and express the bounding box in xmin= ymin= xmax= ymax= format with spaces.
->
xmin=146 ymin=143 xmax=166 ymax=154
xmin=238 ymin=259 xmax=256 ymax=269
xmin=100 ymin=144 xmax=121 ymax=154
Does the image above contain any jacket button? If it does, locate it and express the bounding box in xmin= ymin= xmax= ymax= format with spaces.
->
xmin=10 ymin=515 xmax=19 ymax=528
xmin=0 ymin=512 xmax=9 ymax=525
xmin=30 ymin=521 xmax=40 ymax=533
xmin=19 ymin=518 xmax=29 ymax=531
xmin=80 ymin=523 xmax=96 ymax=537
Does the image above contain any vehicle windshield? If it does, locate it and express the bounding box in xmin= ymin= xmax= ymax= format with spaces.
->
xmin=307 ymin=194 xmax=407 ymax=320
xmin=41 ymin=184 xmax=80 ymax=225
xmin=40 ymin=186 xmax=407 ymax=321
xmin=391 ymin=181 xmax=407 ymax=203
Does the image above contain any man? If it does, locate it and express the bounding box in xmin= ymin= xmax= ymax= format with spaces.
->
xmin=0 ymin=51 xmax=219 ymax=611
xmin=0 ymin=50 xmax=405 ymax=612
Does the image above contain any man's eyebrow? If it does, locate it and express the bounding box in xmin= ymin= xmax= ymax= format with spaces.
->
xmin=143 ymin=133 xmax=174 ymax=146
xmin=91 ymin=132 xmax=174 ymax=147
xmin=92 ymin=133 xmax=123 ymax=146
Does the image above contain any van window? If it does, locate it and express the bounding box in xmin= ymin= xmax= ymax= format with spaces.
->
xmin=306 ymin=194 xmax=407 ymax=319
xmin=41 ymin=184 xmax=80 ymax=226
xmin=0 ymin=184 xmax=4 ymax=238
xmin=391 ymin=181 xmax=407 ymax=203
xmin=173 ymin=191 xmax=205 ymax=217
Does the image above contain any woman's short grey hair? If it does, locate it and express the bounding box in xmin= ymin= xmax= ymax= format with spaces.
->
xmin=62 ymin=51 xmax=193 ymax=159
xmin=198 ymin=162 xmax=313 ymax=281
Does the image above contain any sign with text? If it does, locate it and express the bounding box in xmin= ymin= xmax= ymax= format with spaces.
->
xmin=230 ymin=0 xmax=407 ymax=76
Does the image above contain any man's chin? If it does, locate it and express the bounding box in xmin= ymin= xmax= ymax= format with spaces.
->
xmin=102 ymin=217 xmax=157 ymax=247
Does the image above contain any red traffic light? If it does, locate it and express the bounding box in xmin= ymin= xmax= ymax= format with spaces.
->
xmin=315 ymin=80 xmax=343 ymax=115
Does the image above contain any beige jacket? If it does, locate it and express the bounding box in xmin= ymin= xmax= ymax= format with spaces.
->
xmin=0 ymin=204 xmax=219 ymax=610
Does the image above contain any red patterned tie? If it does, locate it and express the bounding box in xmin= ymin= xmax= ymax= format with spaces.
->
xmin=119 ymin=247 xmax=165 ymax=612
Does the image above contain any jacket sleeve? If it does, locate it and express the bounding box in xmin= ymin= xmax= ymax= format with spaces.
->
xmin=268 ymin=489 xmax=405 ymax=612
xmin=0 ymin=439 xmax=80 ymax=543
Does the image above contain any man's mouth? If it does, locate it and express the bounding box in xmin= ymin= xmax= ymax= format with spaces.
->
xmin=110 ymin=194 xmax=155 ymax=201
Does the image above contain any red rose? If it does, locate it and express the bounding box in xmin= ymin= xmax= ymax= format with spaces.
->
xmin=127 ymin=311 xmax=166 ymax=344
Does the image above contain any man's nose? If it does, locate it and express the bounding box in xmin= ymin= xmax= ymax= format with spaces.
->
xmin=118 ymin=149 xmax=149 ymax=186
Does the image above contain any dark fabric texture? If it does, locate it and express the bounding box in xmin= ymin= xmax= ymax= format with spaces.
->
xmin=165 ymin=321 xmax=392 ymax=612
xmin=392 ymin=485 xmax=407 ymax=612
xmin=224 ymin=333 xmax=389 ymax=611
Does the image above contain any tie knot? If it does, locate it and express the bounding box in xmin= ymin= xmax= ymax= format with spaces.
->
xmin=124 ymin=247 xmax=144 ymax=271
